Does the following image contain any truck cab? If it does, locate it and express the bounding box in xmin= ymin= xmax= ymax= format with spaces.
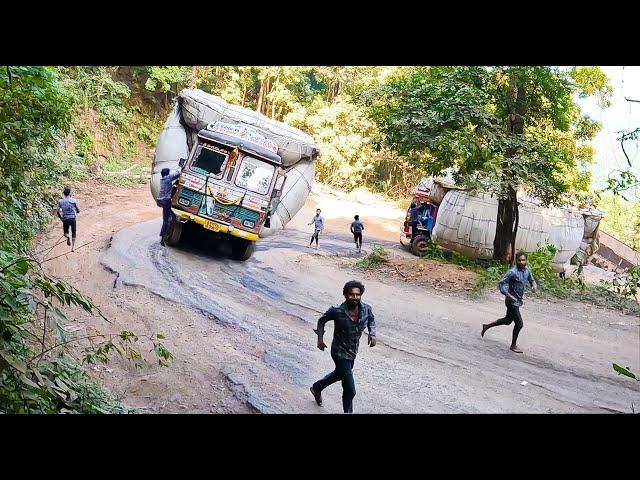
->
xmin=400 ymin=184 xmax=437 ymax=257
xmin=165 ymin=121 xmax=286 ymax=260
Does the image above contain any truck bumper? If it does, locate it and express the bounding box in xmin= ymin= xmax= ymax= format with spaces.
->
xmin=171 ymin=208 xmax=259 ymax=242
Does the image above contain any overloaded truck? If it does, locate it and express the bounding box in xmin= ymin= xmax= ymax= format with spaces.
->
xmin=401 ymin=177 xmax=604 ymax=272
xmin=151 ymin=89 xmax=320 ymax=260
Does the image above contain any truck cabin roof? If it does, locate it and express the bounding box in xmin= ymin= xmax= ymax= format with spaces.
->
xmin=197 ymin=129 xmax=282 ymax=165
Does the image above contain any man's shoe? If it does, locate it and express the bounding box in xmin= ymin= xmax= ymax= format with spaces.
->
xmin=160 ymin=238 xmax=166 ymax=247
xmin=310 ymin=386 xmax=322 ymax=406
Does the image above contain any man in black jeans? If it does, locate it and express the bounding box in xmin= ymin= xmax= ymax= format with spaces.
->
xmin=350 ymin=214 xmax=364 ymax=253
xmin=481 ymin=252 xmax=537 ymax=353
xmin=310 ymin=280 xmax=377 ymax=413
xmin=57 ymin=186 xmax=80 ymax=252
xmin=157 ymin=167 xmax=181 ymax=246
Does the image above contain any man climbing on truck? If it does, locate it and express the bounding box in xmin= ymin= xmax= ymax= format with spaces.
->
xmin=157 ymin=167 xmax=181 ymax=246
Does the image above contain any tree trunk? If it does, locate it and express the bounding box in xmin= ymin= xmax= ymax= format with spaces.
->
xmin=191 ymin=66 xmax=198 ymax=88
xmin=493 ymin=79 xmax=526 ymax=264
xmin=264 ymin=77 xmax=270 ymax=115
xmin=256 ymin=78 xmax=268 ymax=113
xmin=494 ymin=186 xmax=518 ymax=264
xmin=326 ymin=67 xmax=341 ymax=101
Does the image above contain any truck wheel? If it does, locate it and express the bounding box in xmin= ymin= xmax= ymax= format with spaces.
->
xmin=231 ymin=239 xmax=256 ymax=261
xmin=165 ymin=216 xmax=183 ymax=246
xmin=411 ymin=234 xmax=430 ymax=256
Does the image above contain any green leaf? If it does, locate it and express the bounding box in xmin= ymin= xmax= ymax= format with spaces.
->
xmin=613 ymin=363 xmax=638 ymax=380
xmin=19 ymin=374 xmax=40 ymax=389
xmin=0 ymin=349 xmax=27 ymax=373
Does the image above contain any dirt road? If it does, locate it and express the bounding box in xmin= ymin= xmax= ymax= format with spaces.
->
xmin=41 ymin=181 xmax=640 ymax=413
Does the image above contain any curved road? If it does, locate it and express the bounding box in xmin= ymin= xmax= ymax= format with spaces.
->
xmin=101 ymin=212 xmax=640 ymax=413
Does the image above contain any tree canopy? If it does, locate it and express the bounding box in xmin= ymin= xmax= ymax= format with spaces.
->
xmin=366 ymin=66 xmax=611 ymax=261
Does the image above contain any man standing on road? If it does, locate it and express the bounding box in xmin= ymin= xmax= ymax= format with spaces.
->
xmin=308 ymin=208 xmax=324 ymax=249
xmin=310 ymin=280 xmax=377 ymax=413
xmin=157 ymin=167 xmax=181 ymax=246
xmin=350 ymin=215 xmax=365 ymax=253
xmin=481 ymin=252 xmax=537 ymax=353
xmin=57 ymin=186 xmax=80 ymax=252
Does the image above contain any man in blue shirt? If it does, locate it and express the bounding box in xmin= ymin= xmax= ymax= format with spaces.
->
xmin=157 ymin=167 xmax=181 ymax=246
xmin=57 ymin=186 xmax=80 ymax=252
xmin=310 ymin=280 xmax=377 ymax=413
xmin=481 ymin=252 xmax=538 ymax=353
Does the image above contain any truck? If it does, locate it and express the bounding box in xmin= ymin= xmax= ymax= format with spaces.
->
xmin=400 ymin=177 xmax=604 ymax=272
xmin=152 ymin=89 xmax=320 ymax=261
xmin=164 ymin=121 xmax=287 ymax=260
xmin=399 ymin=178 xmax=441 ymax=256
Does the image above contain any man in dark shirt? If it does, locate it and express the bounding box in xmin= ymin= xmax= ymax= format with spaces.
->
xmin=157 ymin=167 xmax=181 ymax=246
xmin=408 ymin=202 xmax=421 ymax=241
xmin=481 ymin=252 xmax=537 ymax=353
xmin=310 ymin=280 xmax=377 ymax=413
xmin=57 ymin=186 xmax=80 ymax=252
xmin=350 ymin=215 xmax=365 ymax=253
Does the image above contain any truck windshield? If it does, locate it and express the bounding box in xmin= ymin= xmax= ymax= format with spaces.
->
xmin=235 ymin=156 xmax=274 ymax=195
xmin=191 ymin=144 xmax=228 ymax=177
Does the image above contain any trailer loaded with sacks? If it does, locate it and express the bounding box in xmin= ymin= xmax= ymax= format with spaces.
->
xmin=401 ymin=177 xmax=604 ymax=272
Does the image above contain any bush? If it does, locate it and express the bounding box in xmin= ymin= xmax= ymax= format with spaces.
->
xmin=527 ymin=244 xmax=559 ymax=291
xmin=472 ymin=262 xmax=509 ymax=296
xmin=420 ymin=241 xmax=446 ymax=261
xmin=612 ymin=265 xmax=640 ymax=300
xmin=354 ymin=245 xmax=389 ymax=269
xmin=0 ymin=67 xmax=172 ymax=413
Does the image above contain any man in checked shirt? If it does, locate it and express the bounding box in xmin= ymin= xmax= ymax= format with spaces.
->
xmin=310 ymin=280 xmax=377 ymax=413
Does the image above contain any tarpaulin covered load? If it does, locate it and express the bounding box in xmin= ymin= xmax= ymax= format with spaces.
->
xmin=151 ymin=89 xmax=320 ymax=238
xmin=420 ymin=177 xmax=604 ymax=272
xmin=572 ymin=209 xmax=604 ymax=265
xmin=432 ymin=190 xmax=585 ymax=271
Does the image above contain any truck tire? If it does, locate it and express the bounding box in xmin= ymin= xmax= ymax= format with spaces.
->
xmin=165 ymin=216 xmax=183 ymax=246
xmin=411 ymin=234 xmax=430 ymax=256
xmin=231 ymin=238 xmax=256 ymax=261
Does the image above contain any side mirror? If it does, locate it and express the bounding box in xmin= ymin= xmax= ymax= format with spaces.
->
xmin=178 ymin=158 xmax=186 ymax=168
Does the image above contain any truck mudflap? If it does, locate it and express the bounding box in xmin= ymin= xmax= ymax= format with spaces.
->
xmin=171 ymin=208 xmax=259 ymax=242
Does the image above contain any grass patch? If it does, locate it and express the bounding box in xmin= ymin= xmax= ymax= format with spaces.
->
xmin=417 ymin=241 xmax=640 ymax=315
xmin=353 ymin=245 xmax=390 ymax=269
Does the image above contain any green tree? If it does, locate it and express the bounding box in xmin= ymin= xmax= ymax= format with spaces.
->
xmin=0 ymin=66 xmax=73 ymax=249
xmin=596 ymin=191 xmax=640 ymax=249
xmin=143 ymin=66 xmax=194 ymax=107
xmin=0 ymin=67 xmax=172 ymax=412
xmin=367 ymin=66 xmax=611 ymax=263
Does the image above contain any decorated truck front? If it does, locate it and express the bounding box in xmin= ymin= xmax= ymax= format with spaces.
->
xmin=165 ymin=121 xmax=286 ymax=260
